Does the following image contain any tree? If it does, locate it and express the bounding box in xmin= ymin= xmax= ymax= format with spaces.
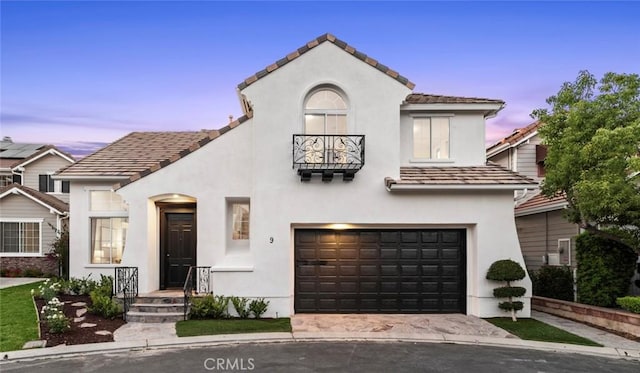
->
xmin=486 ymin=259 xmax=527 ymax=321
xmin=532 ymin=71 xmax=640 ymax=252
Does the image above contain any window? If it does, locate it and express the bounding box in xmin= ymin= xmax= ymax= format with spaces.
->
xmin=536 ymin=145 xmax=547 ymax=177
xmin=39 ymin=174 xmax=70 ymax=193
xmin=0 ymin=221 xmax=41 ymax=254
xmin=304 ymin=89 xmax=348 ymax=135
xmin=0 ymin=176 xmax=12 ymax=187
xmin=231 ymin=203 xmax=250 ymax=240
xmin=90 ymin=218 xmax=127 ymax=264
xmin=413 ymin=117 xmax=450 ymax=159
xmin=88 ymin=190 xmax=128 ymax=264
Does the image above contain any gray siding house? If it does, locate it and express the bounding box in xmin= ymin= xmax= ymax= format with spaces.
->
xmin=486 ymin=122 xmax=578 ymax=271
xmin=0 ymin=138 xmax=75 ymax=275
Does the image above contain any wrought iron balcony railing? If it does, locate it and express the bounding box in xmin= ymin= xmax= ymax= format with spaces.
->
xmin=292 ymin=134 xmax=365 ymax=181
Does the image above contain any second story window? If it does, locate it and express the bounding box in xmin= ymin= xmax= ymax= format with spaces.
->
xmin=39 ymin=174 xmax=70 ymax=194
xmin=304 ymin=88 xmax=348 ymax=135
xmin=413 ymin=117 xmax=450 ymax=160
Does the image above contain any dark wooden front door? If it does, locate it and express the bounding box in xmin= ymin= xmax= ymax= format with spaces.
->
xmin=161 ymin=212 xmax=196 ymax=289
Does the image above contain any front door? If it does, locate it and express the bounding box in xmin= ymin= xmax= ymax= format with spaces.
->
xmin=161 ymin=212 xmax=196 ymax=289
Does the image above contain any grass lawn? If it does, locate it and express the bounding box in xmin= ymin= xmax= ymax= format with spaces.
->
xmin=486 ymin=318 xmax=602 ymax=347
xmin=176 ymin=318 xmax=291 ymax=337
xmin=0 ymin=281 xmax=44 ymax=352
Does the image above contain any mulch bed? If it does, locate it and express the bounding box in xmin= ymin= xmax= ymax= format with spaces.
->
xmin=35 ymin=294 xmax=126 ymax=347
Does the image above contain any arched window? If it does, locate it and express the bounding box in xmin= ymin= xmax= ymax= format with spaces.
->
xmin=304 ymin=88 xmax=348 ymax=134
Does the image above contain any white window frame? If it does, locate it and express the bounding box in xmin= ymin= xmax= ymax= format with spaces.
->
xmin=303 ymin=87 xmax=349 ymax=134
xmin=410 ymin=114 xmax=453 ymax=163
xmin=558 ymin=238 xmax=571 ymax=266
xmin=226 ymin=197 xmax=250 ymax=251
xmin=87 ymin=189 xmax=128 ymax=265
xmin=0 ymin=218 xmax=43 ymax=257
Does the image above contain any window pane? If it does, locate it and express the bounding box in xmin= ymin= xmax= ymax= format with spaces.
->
xmin=232 ymin=203 xmax=250 ymax=240
xmin=1 ymin=222 xmax=20 ymax=253
xmin=91 ymin=217 xmax=127 ymax=264
xmin=304 ymin=114 xmax=325 ymax=134
xmin=305 ymin=90 xmax=347 ymax=110
xmin=413 ymin=118 xmax=431 ymax=158
xmin=22 ymin=223 xmax=39 ymax=253
xmin=326 ymin=114 xmax=347 ymax=134
xmin=431 ymin=117 xmax=450 ymax=159
xmin=90 ymin=191 xmax=126 ymax=211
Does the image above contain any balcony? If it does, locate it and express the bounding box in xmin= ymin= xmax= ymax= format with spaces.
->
xmin=292 ymin=134 xmax=365 ymax=182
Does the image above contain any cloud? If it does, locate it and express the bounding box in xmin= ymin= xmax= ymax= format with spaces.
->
xmin=55 ymin=141 xmax=108 ymax=159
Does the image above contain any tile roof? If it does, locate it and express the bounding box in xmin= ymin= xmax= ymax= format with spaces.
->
xmin=57 ymin=114 xmax=252 ymax=189
xmin=487 ymin=120 xmax=542 ymax=153
xmin=405 ymin=93 xmax=505 ymax=105
xmin=515 ymin=191 xmax=567 ymax=213
xmin=238 ymin=33 xmax=415 ymax=91
xmin=0 ymin=183 xmax=69 ymax=213
xmin=385 ymin=162 xmax=537 ymax=189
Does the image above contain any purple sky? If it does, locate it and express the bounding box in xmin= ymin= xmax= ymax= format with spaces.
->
xmin=2 ymin=1 xmax=639 ymax=158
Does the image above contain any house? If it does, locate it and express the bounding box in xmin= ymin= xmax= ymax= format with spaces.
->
xmin=0 ymin=137 xmax=75 ymax=275
xmin=486 ymin=122 xmax=578 ymax=272
xmin=58 ymin=33 xmax=536 ymax=318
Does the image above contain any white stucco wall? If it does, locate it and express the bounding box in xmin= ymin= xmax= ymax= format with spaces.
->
xmin=71 ymin=42 xmax=530 ymax=318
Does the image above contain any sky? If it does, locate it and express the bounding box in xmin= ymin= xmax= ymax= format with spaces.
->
xmin=1 ymin=1 xmax=639 ymax=158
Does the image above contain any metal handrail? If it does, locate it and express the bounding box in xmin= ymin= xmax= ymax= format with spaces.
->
xmin=114 ymin=266 xmax=138 ymax=321
xmin=292 ymin=134 xmax=365 ymax=170
xmin=183 ymin=266 xmax=211 ymax=320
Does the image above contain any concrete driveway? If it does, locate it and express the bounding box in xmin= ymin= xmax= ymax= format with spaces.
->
xmin=0 ymin=277 xmax=44 ymax=289
xmin=291 ymin=314 xmax=514 ymax=338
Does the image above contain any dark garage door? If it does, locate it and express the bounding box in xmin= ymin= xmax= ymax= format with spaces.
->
xmin=295 ymin=229 xmax=466 ymax=313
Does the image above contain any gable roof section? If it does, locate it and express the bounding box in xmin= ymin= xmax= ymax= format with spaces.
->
xmin=385 ymin=162 xmax=537 ymax=191
xmin=486 ymin=120 xmax=542 ymax=156
xmin=10 ymin=145 xmax=75 ymax=170
xmin=0 ymin=183 xmax=69 ymax=215
xmin=515 ymin=191 xmax=568 ymax=217
xmin=237 ymin=33 xmax=415 ymax=91
xmin=57 ymin=114 xmax=252 ymax=189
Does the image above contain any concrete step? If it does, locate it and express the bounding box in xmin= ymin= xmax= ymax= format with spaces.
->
xmin=128 ymin=303 xmax=185 ymax=313
xmin=133 ymin=296 xmax=184 ymax=305
xmin=126 ymin=311 xmax=185 ymax=323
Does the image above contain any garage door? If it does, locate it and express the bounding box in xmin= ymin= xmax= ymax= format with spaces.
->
xmin=295 ymin=229 xmax=466 ymax=313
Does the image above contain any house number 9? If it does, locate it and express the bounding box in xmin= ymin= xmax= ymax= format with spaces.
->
xmin=269 ymin=237 xmax=274 ymax=243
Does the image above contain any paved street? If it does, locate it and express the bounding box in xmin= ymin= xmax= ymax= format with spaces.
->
xmin=2 ymin=341 xmax=638 ymax=373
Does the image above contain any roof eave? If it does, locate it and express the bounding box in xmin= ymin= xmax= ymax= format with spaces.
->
xmin=400 ymin=103 xmax=505 ymax=114
xmin=486 ymin=142 xmax=511 ymax=158
xmin=0 ymin=187 xmax=67 ymax=215
xmin=386 ymin=183 xmax=537 ymax=191
xmin=515 ymin=202 xmax=569 ymax=217
xmin=52 ymin=175 xmax=131 ymax=181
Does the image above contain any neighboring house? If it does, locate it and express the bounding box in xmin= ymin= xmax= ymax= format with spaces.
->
xmin=0 ymin=137 xmax=75 ymax=275
xmin=59 ymin=33 xmax=536 ymax=318
xmin=486 ymin=122 xmax=578 ymax=271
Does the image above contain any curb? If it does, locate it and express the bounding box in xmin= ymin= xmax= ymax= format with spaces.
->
xmin=2 ymin=332 xmax=639 ymax=363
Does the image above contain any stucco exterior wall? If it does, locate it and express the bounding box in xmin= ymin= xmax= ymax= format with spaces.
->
xmin=70 ymin=42 xmax=530 ymax=318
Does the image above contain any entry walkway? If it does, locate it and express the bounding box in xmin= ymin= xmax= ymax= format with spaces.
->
xmin=0 ymin=277 xmax=43 ymax=289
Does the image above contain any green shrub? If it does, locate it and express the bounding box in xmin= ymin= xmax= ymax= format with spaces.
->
xmin=65 ymin=275 xmax=97 ymax=296
xmin=230 ymin=296 xmax=251 ymax=318
xmin=531 ymin=266 xmax=574 ymax=301
xmin=616 ymin=296 xmax=640 ymax=314
xmin=249 ymin=298 xmax=269 ymax=319
xmin=94 ymin=274 xmax=114 ymax=297
xmin=575 ymin=232 xmax=636 ymax=307
xmin=41 ymin=297 xmax=70 ymax=334
xmin=487 ymin=259 xmax=527 ymax=321
xmin=190 ymin=295 xmax=229 ymax=319
xmin=34 ymin=278 xmax=62 ymax=302
xmin=88 ymin=290 xmax=122 ymax=319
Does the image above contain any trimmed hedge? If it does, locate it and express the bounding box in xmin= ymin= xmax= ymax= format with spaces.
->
xmin=575 ymin=232 xmax=636 ymax=307
xmin=531 ymin=266 xmax=574 ymax=301
xmin=616 ymin=296 xmax=640 ymax=314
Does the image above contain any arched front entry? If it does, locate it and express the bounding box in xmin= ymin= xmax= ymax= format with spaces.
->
xmin=157 ymin=202 xmax=197 ymax=289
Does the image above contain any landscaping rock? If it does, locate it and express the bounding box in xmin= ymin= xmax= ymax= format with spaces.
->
xmin=76 ymin=308 xmax=87 ymax=317
xmin=80 ymin=323 xmax=97 ymax=328
xmin=95 ymin=330 xmax=112 ymax=336
xmin=74 ymin=317 xmax=86 ymax=323
xmin=22 ymin=340 xmax=46 ymax=349
xmin=71 ymin=302 xmax=87 ymax=307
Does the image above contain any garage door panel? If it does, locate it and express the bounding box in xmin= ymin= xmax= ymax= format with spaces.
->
xmin=295 ymin=229 xmax=465 ymax=313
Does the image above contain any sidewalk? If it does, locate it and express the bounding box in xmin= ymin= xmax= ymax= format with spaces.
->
xmin=0 ymin=277 xmax=44 ymax=289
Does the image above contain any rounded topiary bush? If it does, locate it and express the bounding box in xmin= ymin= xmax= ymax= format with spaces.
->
xmin=486 ymin=259 xmax=527 ymax=321
xmin=487 ymin=260 xmax=526 ymax=282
